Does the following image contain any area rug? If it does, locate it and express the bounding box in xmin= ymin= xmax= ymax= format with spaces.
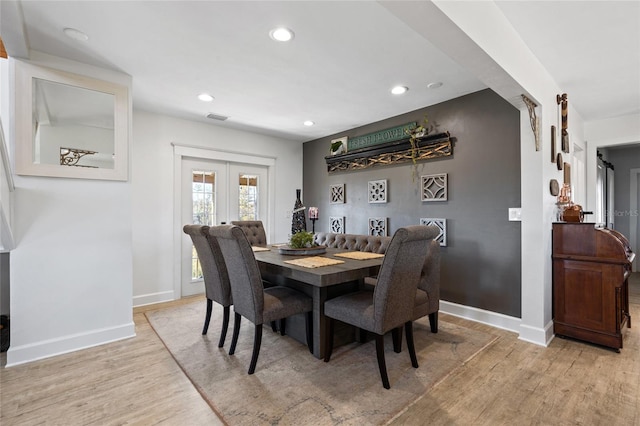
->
xmin=146 ymin=300 xmax=497 ymax=425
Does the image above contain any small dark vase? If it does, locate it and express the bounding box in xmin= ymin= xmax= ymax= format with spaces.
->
xmin=291 ymin=189 xmax=307 ymax=235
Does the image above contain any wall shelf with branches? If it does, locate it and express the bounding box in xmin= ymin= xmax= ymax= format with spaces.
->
xmin=324 ymin=131 xmax=452 ymax=173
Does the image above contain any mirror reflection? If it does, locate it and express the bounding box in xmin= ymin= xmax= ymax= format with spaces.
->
xmin=32 ymin=78 xmax=115 ymax=169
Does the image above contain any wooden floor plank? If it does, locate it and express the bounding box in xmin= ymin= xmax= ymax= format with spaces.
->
xmin=0 ymin=300 xmax=223 ymax=426
xmin=391 ymin=272 xmax=640 ymax=425
xmin=2 ymin=276 xmax=639 ymax=425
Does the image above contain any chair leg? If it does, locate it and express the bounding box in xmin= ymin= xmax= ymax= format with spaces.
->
xmin=248 ymin=324 xmax=263 ymax=375
xmin=305 ymin=311 xmax=313 ymax=354
xmin=375 ymin=334 xmax=390 ymax=389
xmin=271 ymin=321 xmax=278 ymax=332
xmin=405 ymin=321 xmax=419 ymax=368
xmin=218 ymin=306 xmax=230 ymax=348
xmin=202 ymin=299 xmax=213 ymax=335
xmin=279 ymin=318 xmax=286 ymax=336
xmin=229 ymin=312 xmax=242 ymax=355
xmin=392 ymin=326 xmax=403 ymax=353
xmin=429 ymin=312 xmax=438 ymax=333
xmin=323 ymin=318 xmax=335 ymax=362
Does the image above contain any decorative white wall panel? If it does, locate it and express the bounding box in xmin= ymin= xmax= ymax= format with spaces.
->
xmin=420 ymin=217 xmax=447 ymax=246
xmin=368 ymin=217 xmax=387 ymax=236
xmin=368 ymin=179 xmax=387 ymax=203
xmin=329 ymin=216 xmax=345 ymax=233
xmin=421 ymin=173 xmax=447 ymax=201
xmin=330 ymin=183 xmax=345 ymax=204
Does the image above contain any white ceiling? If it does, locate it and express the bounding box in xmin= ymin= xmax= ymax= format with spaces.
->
xmin=2 ymin=1 xmax=639 ymax=143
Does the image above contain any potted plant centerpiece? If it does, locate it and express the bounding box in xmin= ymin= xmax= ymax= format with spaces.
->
xmin=279 ymin=231 xmax=327 ymax=255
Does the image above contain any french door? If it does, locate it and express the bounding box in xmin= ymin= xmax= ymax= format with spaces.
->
xmin=181 ymin=157 xmax=268 ymax=296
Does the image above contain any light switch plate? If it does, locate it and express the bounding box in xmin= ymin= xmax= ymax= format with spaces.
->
xmin=508 ymin=208 xmax=522 ymax=221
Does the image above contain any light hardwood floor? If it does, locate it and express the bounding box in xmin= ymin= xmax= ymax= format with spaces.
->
xmin=391 ymin=272 xmax=640 ymax=426
xmin=0 ymin=296 xmax=224 ymax=425
xmin=1 ymin=274 xmax=639 ymax=425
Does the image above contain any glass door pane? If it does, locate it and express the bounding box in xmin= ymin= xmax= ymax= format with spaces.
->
xmin=181 ymin=158 xmax=227 ymax=297
xmin=192 ymin=170 xmax=216 ymax=225
xmin=229 ymin=163 xmax=268 ymax=225
xmin=238 ymin=174 xmax=258 ymax=220
xmin=190 ymin=170 xmax=215 ymax=280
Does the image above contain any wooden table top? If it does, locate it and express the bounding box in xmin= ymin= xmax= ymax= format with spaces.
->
xmin=254 ymin=247 xmax=383 ymax=287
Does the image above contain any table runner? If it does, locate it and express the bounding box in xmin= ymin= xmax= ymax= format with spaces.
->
xmin=283 ymin=256 xmax=345 ymax=268
xmin=334 ymin=251 xmax=385 ymax=260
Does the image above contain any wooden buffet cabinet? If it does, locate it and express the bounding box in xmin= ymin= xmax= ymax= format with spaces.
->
xmin=552 ymin=223 xmax=635 ymax=350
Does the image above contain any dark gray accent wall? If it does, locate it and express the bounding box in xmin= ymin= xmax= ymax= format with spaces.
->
xmin=605 ymin=145 xmax=640 ymax=246
xmin=303 ymin=89 xmax=522 ymax=317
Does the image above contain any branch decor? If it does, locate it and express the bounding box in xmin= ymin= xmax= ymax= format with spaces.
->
xmin=405 ymin=116 xmax=430 ymax=180
xmin=325 ymin=131 xmax=451 ymax=173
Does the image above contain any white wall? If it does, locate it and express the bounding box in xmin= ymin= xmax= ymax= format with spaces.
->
xmin=425 ymin=0 xmax=585 ymax=345
xmin=1 ymin=57 xmax=15 ymax=254
xmin=9 ymin=177 xmax=134 ymax=365
xmin=131 ymin=110 xmax=302 ymax=307
xmin=5 ymin=51 xmax=303 ymax=363
xmin=0 ymin=57 xmax=13 ymax=317
xmin=6 ymin=54 xmax=134 ymax=366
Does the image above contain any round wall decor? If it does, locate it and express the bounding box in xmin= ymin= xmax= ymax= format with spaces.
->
xmin=550 ymin=179 xmax=559 ymax=196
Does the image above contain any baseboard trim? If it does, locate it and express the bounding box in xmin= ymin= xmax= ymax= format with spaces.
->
xmin=440 ymin=300 xmax=552 ymax=347
xmin=440 ymin=300 xmax=521 ymax=334
xmin=519 ymin=320 xmax=554 ymax=347
xmin=5 ymin=322 xmax=136 ymax=367
xmin=133 ymin=290 xmax=176 ymax=308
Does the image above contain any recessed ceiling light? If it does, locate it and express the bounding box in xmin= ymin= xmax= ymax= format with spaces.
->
xmin=427 ymin=82 xmax=443 ymax=89
xmin=270 ymin=27 xmax=295 ymax=42
xmin=303 ymin=120 xmax=315 ymax=126
xmin=391 ymin=86 xmax=408 ymax=95
xmin=63 ymin=27 xmax=89 ymax=42
xmin=198 ymin=93 xmax=214 ymax=102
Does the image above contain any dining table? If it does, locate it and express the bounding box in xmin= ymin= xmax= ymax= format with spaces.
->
xmin=253 ymin=246 xmax=384 ymax=359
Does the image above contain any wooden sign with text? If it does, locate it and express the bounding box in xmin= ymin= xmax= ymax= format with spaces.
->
xmin=347 ymin=123 xmax=416 ymax=151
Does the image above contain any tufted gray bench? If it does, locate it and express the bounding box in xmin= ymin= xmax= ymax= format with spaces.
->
xmin=314 ymin=231 xmax=440 ymax=333
xmin=313 ymin=232 xmax=391 ymax=254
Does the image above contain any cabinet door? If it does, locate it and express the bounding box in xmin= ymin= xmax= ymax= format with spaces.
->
xmin=554 ymin=260 xmax=618 ymax=333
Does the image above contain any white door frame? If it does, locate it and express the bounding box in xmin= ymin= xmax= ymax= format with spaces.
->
xmin=172 ymin=143 xmax=276 ymax=300
xmin=607 ymin=169 xmax=615 ymax=229
xmin=631 ymin=168 xmax=639 ymax=271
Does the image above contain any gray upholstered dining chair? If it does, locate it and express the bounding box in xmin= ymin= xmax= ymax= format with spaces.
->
xmin=230 ymin=219 xmax=279 ymax=333
xmin=364 ymin=227 xmax=441 ymax=337
xmin=412 ymin=237 xmax=440 ymax=331
xmin=230 ymin=220 xmax=267 ymax=247
xmin=182 ymin=224 xmax=232 ymax=348
xmin=316 ymin=230 xmax=441 ymax=334
xmin=209 ymin=225 xmax=313 ymax=375
xmin=323 ymin=226 xmax=432 ymax=389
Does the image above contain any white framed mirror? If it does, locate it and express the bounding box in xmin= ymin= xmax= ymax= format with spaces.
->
xmin=14 ymin=61 xmax=129 ymax=181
